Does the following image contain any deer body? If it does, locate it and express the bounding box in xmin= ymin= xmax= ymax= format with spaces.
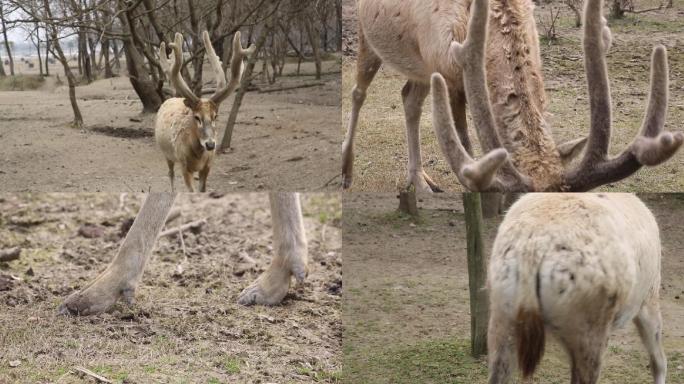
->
xmin=488 ymin=193 xmax=666 ymax=383
xmin=155 ymin=31 xmax=254 ymax=192
xmin=155 ymin=98 xmax=217 ymax=192
xmin=343 ymin=0 xmax=682 ymax=192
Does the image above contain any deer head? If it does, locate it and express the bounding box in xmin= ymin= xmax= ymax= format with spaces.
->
xmin=432 ymin=0 xmax=682 ymax=192
xmin=159 ymin=31 xmax=255 ymax=151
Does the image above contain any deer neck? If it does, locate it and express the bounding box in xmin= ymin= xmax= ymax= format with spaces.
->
xmin=484 ymin=0 xmax=563 ymax=191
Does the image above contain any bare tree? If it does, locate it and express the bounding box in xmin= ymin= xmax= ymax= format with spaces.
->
xmin=0 ymin=1 xmax=15 ymax=76
xmin=43 ymin=0 xmax=83 ymax=128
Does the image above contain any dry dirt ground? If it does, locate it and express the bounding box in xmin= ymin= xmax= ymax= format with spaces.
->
xmin=341 ymin=0 xmax=684 ymax=192
xmin=0 ymin=193 xmax=341 ymax=383
xmin=343 ymin=193 xmax=684 ymax=383
xmin=0 ymin=59 xmax=341 ymax=193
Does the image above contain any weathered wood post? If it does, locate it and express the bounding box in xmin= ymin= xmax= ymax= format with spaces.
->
xmin=463 ymin=192 xmax=488 ymax=357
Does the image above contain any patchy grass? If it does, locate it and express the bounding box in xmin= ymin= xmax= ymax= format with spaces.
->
xmin=0 ymin=75 xmax=45 ymax=91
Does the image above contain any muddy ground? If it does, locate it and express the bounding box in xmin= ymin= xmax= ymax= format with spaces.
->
xmin=343 ymin=193 xmax=684 ymax=383
xmin=341 ymin=0 xmax=684 ymax=192
xmin=0 ymin=59 xmax=341 ymax=193
xmin=0 ymin=193 xmax=341 ymax=383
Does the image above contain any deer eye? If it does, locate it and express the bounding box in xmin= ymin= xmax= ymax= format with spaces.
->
xmin=194 ymin=116 xmax=201 ymax=123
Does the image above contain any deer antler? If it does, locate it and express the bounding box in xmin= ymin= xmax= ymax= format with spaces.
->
xmin=431 ymin=0 xmax=532 ymax=191
xmin=205 ymin=31 xmax=255 ymax=105
xmin=163 ymin=32 xmax=200 ymax=107
xmin=564 ymin=0 xmax=683 ymax=191
xmin=158 ymin=41 xmax=174 ymax=79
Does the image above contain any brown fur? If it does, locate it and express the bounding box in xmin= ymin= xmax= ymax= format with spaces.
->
xmin=516 ymin=307 xmax=546 ymax=378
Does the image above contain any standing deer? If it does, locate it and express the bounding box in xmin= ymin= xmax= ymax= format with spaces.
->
xmin=488 ymin=193 xmax=666 ymax=384
xmin=58 ymin=192 xmax=309 ymax=315
xmin=155 ymin=31 xmax=254 ymax=192
xmin=342 ymin=0 xmax=682 ymax=192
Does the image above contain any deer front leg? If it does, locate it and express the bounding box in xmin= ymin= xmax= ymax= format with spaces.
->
xmin=198 ymin=164 xmax=210 ymax=193
xmin=181 ymin=166 xmax=195 ymax=192
xmin=58 ymin=193 xmax=175 ymax=315
xmin=166 ymin=160 xmax=175 ymax=193
xmin=341 ymin=29 xmax=382 ymax=189
xmin=449 ymin=89 xmax=472 ymax=156
xmin=402 ymin=80 xmax=441 ymax=193
xmin=238 ymin=192 xmax=308 ymax=306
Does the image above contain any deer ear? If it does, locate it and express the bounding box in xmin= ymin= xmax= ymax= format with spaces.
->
xmin=558 ymin=136 xmax=588 ymax=165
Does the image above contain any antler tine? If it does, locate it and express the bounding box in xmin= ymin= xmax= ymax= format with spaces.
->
xmin=432 ymin=0 xmax=532 ymax=191
xmin=210 ymin=31 xmax=255 ymax=105
xmin=564 ymin=0 xmax=682 ymax=191
xmin=169 ymin=33 xmax=200 ymax=106
xmin=158 ymin=41 xmax=174 ymax=80
xmin=202 ymin=31 xmax=226 ymax=92
xmin=431 ymin=74 xmax=508 ymax=191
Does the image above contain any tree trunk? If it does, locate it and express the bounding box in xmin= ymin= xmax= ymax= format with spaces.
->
xmin=0 ymin=47 xmax=5 ymax=77
xmin=44 ymin=0 xmax=83 ymax=128
xmin=463 ymin=192 xmax=488 ymax=358
xmin=336 ymin=0 xmax=342 ymax=51
xmin=102 ymin=38 xmax=113 ymax=78
xmin=44 ymin=27 xmax=50 ymax=76
xmin=35 ymin=23 xmax=44 ymax=76
xmin=611 ymin=0 xmax=625 ymax=18
xmin=0 ymin=2 xmax=15 ymax=76
xmin=304 ymin=18 xmax=322 ymax=80
xmin=220 ymin=23 xmax=271 ymax=152
xmin=117 ymin=0 xmax=163 ymax=112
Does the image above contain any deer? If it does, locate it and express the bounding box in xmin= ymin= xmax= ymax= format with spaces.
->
xmin=58 ymin=192 xmax=309 ymax=315
xmin=155 ymin=31 xmax=255 ymax=192
xmin=342 ymin=0 xmax=683 ymax=193
xmin=487 ymin=193 xmax=666 ymax=384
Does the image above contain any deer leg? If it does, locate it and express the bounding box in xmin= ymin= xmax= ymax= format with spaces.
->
xmin=487 ymin=309 xmax=516 ymax=384
xmin=634 ymin=299 xmax=667 ymax=384
xmin=402 ymin=80 xmax=439 ymax=193
xmin=449 ymin=89 xmax=473 ymax=155
xmin=181 ymin=166 xmax=195 ymax=192
xmin=198 ymin=164 xmax=210 ymax=193
xmin=560 ymin=328 xmax=609 ymax=384
xmin=341 ymin=29 xmax=382 ymax=189
xmin=166 ymin=160 xmax=175 ymax=193
xmin=238 ymin=192 xmax=308 ymax=306
xmin=58 ymin=193 xmax=175 ymax=315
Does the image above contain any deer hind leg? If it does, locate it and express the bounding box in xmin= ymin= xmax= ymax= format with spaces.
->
xmin=634 ymin=298 xmax=667 ymax=384
xmin=488 ymin=308 xmax=516 ymax=384
xmin=449 ymin=89 xmax=473 ymax=155
xmin=166 ymin=160 xmax=175 ymax=192
xmin=238 ymin=192 xmax=308 ymax=306
xmin=559 ymin=325 xmax=610 ymax=384
xmin=58 ymin=193 xmax=175 ymax=315
xmin=402 ymin=80 xmax=440 ymax=193
xmin=341 ymin=28 xmax=382 ymax=189
xmin=198 ymin=164 xmax=210 ymax=193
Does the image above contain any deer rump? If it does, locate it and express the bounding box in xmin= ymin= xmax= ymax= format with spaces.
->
xmin=488 ymin=193 xmax=661 ymax=379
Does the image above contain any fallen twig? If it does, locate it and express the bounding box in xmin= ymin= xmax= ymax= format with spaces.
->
xmin=73 ymin=367 xmax=112 ymax=384
xmin=159 ymin=219 xmax=206 ymax=238
xmin=0 ymin=247 xmax=21 ymax=262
